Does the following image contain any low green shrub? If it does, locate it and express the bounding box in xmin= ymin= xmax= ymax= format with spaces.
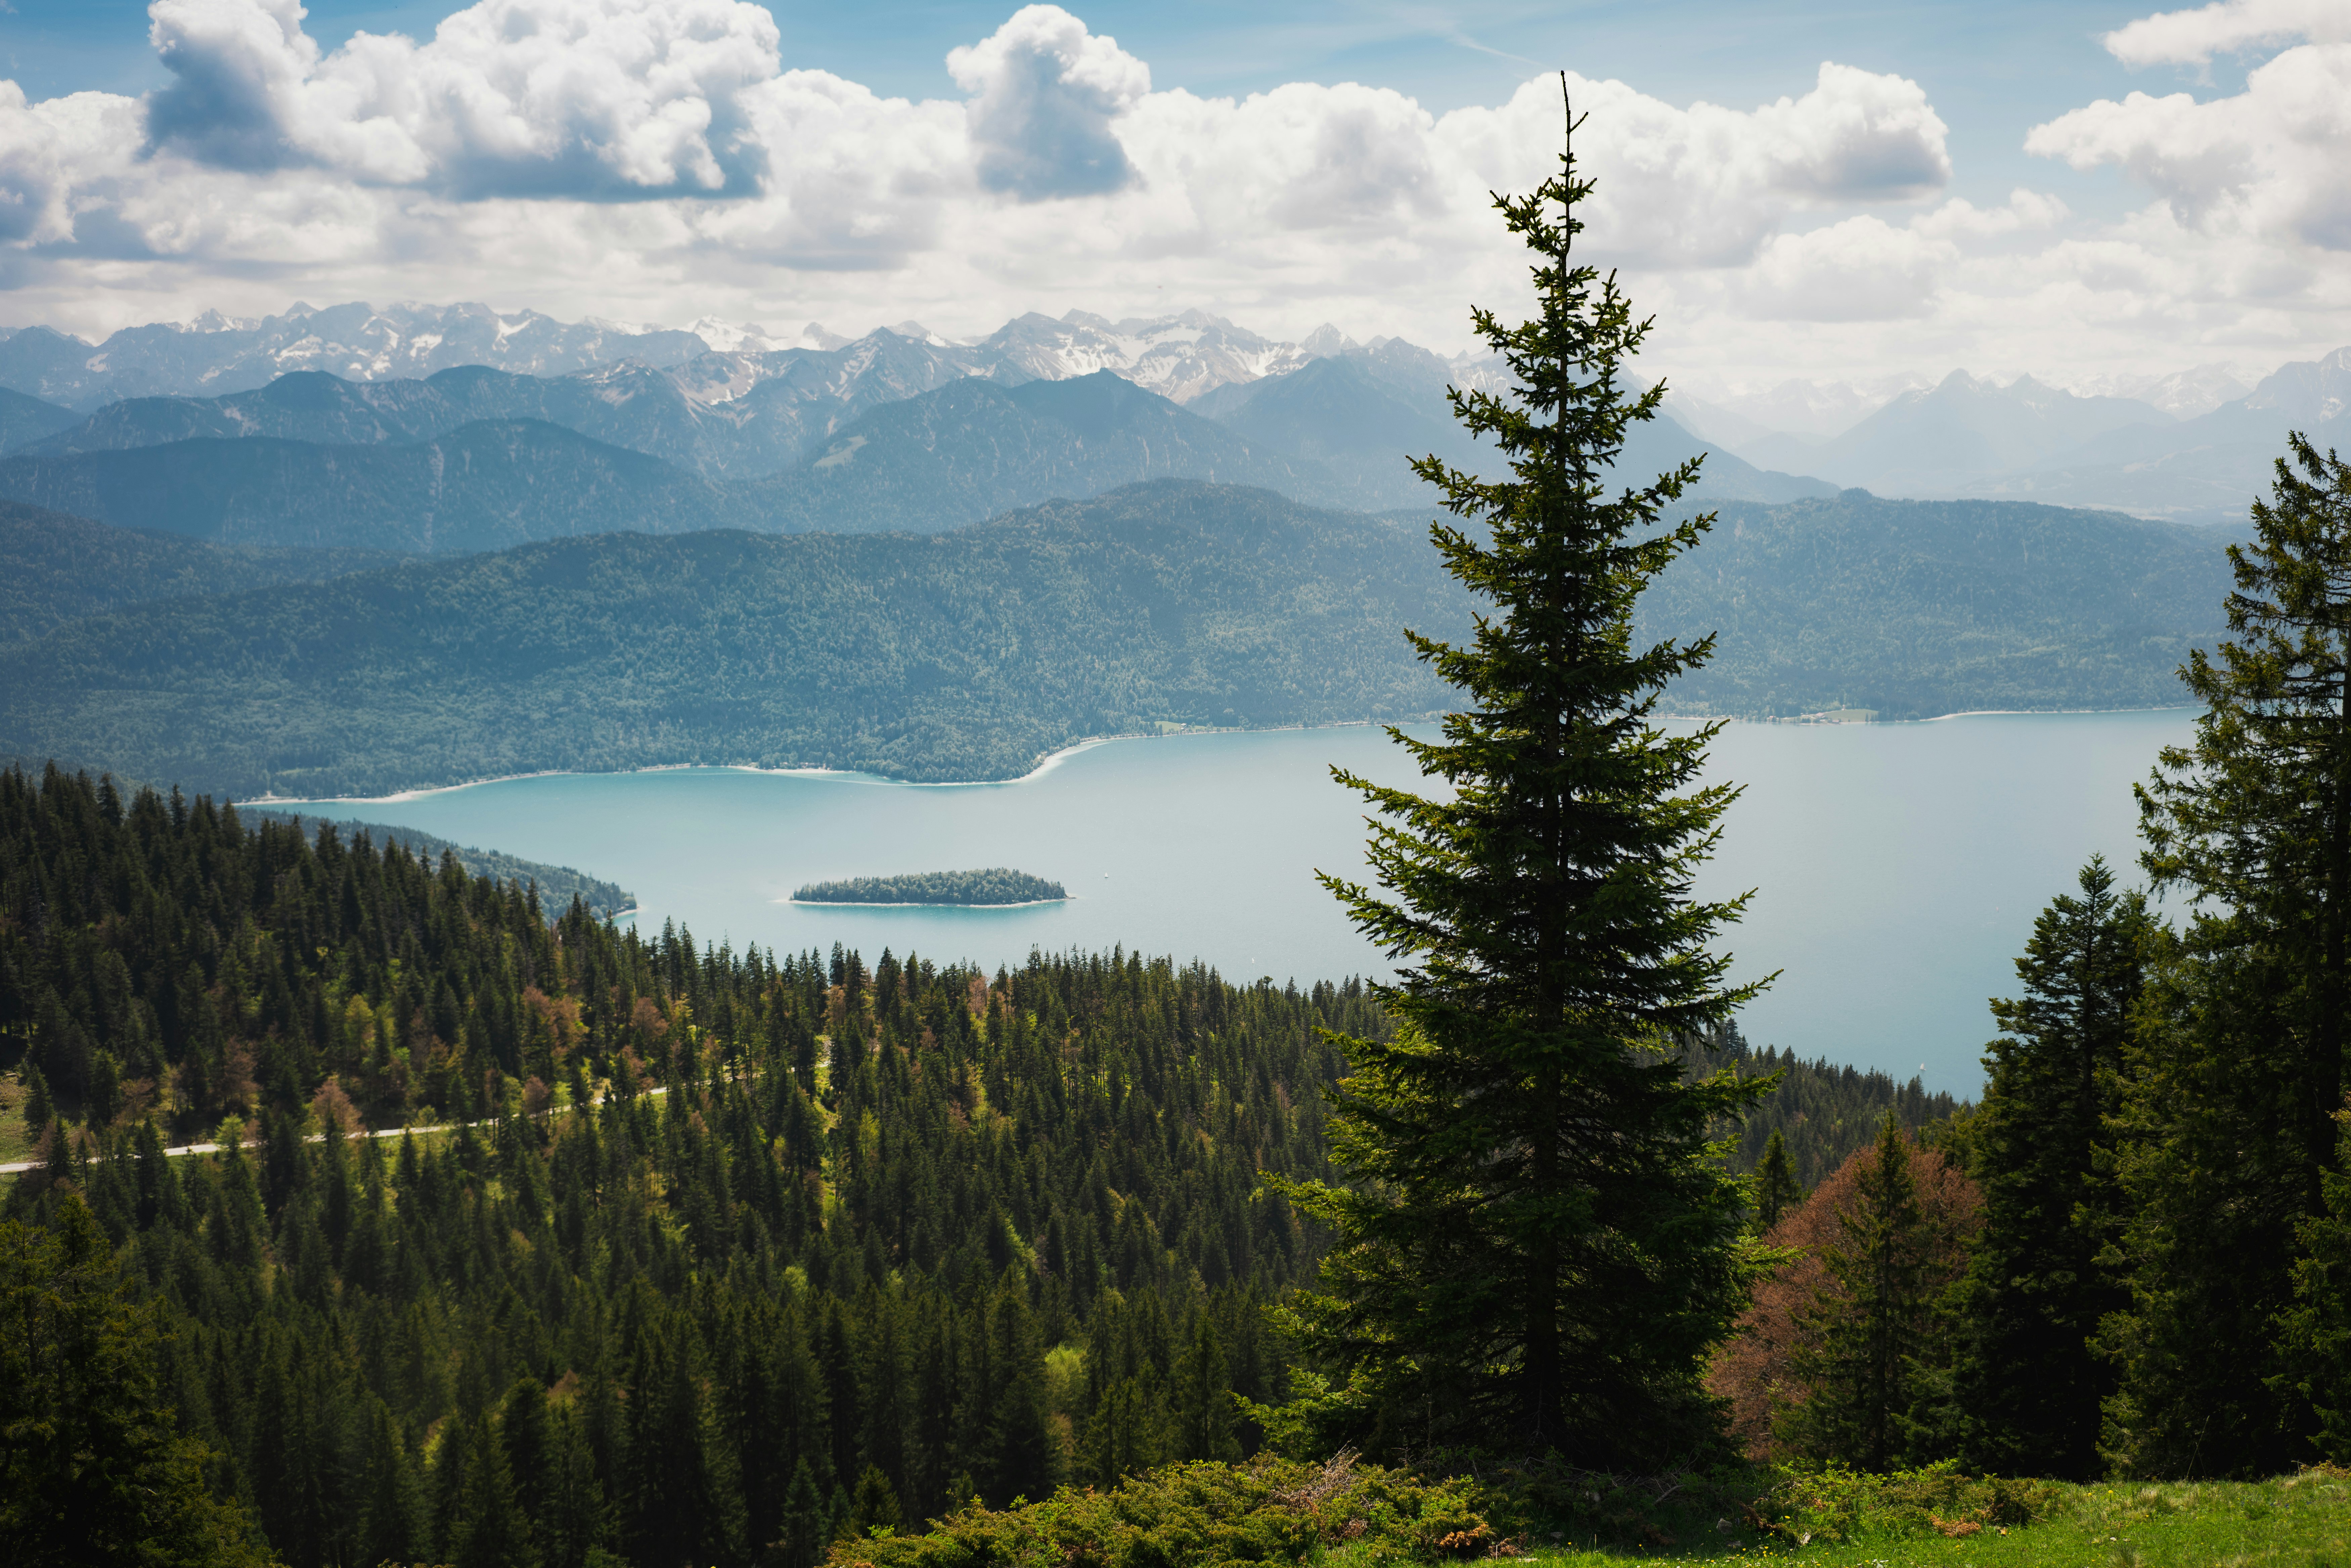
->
xmin=824 ymin=1454 xmax=1505 ymax=1568
xmin=825 ymin=1453 xmax=2077 ymax=1568
xmin=1758 ymin=1459 xmax=2062 ymax=1544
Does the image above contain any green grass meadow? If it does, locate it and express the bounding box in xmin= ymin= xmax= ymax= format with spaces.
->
xmin=1503 ymin=1471 xmax=2349 ymax=1568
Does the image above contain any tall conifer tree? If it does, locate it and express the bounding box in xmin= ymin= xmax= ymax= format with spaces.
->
xmin=1285 ymin=86 xmax=1771 ymax=1461
xmin=1753 ymin=1130 xmax=1802 ymax=1235
xmin=1950 ymin=857 xmax=2143 ymax=1477
xmin=2111 ymin=434 xmax=2351 ymax=1474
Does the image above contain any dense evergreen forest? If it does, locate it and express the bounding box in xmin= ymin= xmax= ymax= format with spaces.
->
xmin=0 ymin=762 xmax=1955 ymax=1566
xmin=0 ymin=764 xmax=1367 ymax=1566
xmin=1696 ymin=1033 xmax=1960 ymax=1189
xmin=239 ymin=808 xmax=635 ymax=921
xmin=0 ymin=498 xmax=397 ymax=643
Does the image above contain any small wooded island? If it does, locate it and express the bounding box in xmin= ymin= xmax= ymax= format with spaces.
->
xmin=791 ymin=867 xmax=1068 ymax=905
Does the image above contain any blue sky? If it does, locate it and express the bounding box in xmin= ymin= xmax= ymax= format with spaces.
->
xmin=0 ymin=0 xmax=2343 ymax=389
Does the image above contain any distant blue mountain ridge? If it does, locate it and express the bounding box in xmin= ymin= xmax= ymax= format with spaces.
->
xmin=6 ymin=299 xmax=2337 ymax=535
xmin=0 ymin=300 xmax=1836 ymax=531
xmin=0 ymin=356 xmax=1833 ymax=548
xmin=1714 ymin=349 xmax=2351 ymax=525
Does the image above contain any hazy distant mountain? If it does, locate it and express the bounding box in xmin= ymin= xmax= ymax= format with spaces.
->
xmin=1192 ymin=355 xmax=1465 ymax=506
xmin=980 ymin=309 xmax=1315 ymax=403
xmin=754 ymin=371 xmax=1350 ymax=529
xmin=0 ymin=369 xmax=1362 ymax=546
xmin=17 ymin=330 xmax=1022 ymax=480
xmin=683 ymin=318 xmax=848 ymax=353
xmin=1706 ymin=375 xmax=1933 ymax=440
xmin=22 ymin=293 xmax=2312 ymax=531
xmin=0 ymin=386 xmax=78 ymax=452
xmin=1196 ymin=351 xmax=1837 ymax=509
xmin=2233 ymin=344 xmax=2351 ymax=428
xmin=0 ymin=499 xmax=394 ymax=642
xmin=571 ymin=333 xmax=1021 ymax=476
xmin=1937 ymin=347 xmax=2351 ymax=523
xmin=0 ymin=301 xmax=1359 ymax=418
xmin=0 ymin=420 xmax=748 ymax=552
xmin=1651 ymin=389 xmax=1786 ymax=452
xmin=2068 ymin=363 xmax=2252 ymax=418
xmin=0 ymin=302 xmax=712 ymax=411
xmin=1753 ymin=371 xmax=2176 ymax=496
xmin=0 ymin=481 xmax=1470 ymax=797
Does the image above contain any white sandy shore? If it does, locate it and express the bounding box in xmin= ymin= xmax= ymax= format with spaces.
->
xmin=237 ymin=707 xmax=2196 ymax=811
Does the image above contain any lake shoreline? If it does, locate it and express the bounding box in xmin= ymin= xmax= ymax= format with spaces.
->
xmin=230 ymin=711 xmax=2199 ymax=1097
xmin=238 ymin=706 xmax=2200 ymax=809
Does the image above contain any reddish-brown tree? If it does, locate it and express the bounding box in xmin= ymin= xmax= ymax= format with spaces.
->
xmin=1709 ymin=1127 xmax=1980 ymax=1461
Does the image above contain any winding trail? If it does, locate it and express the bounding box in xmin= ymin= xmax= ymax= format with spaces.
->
xmin=0 ymin=1086 xmax=668 ymax=1176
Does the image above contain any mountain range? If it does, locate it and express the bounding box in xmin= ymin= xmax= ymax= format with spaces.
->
xmin=0 ymin=300 xmax=1326 ymax=414
xmin=1197 ymin=351 xmax=1835 ymax=508
xmin=0 ymin=351 xmax=1831 ymax=547
xmin=0 ymin=375 xmax=1336 ymax=549
xmin=60 ymin=292 xmax=2328 ymax=532
xmin=1713 ymin=348 xmax=2351 ymax=524
xmin=0 ymin=302 xmax=715 ymax=409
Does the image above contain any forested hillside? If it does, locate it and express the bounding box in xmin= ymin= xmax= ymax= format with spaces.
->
xmin=0 ymin=500 xmax=397 ymax=642
xmin=3 ymin=764 xmax=1366 ymax=1568
xmin=0 ymin=760 xmax=1981 ymax=1565
xmin=1699 ymin=1030 xmax=1963 ymax=1188
xmin=0 ymin=420 xmax=751 ymax=553
xmin=0 ymin=384 xmax=79 ymax=451
xmin=0 ymin=482 xmax=1467 ymax=798
xmin=0 ymin=482 xmax=2244 ymax=801
xmin=1642 ymin=492 xmax=2234 ymax=717
xmin=238 ymin=807 xmax=635 ymax=920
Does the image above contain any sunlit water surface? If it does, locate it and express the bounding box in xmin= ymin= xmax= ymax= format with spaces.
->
xmin=261 ymin=709 xmax=2193 ymax=1097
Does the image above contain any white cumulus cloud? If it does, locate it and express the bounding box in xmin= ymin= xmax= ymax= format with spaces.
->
xmin=2028 ymin=26 xmax=2351 ymax=250
xmin=144 ymin=0 xmax=783 ymax=196
xmin=1433 ymin=63 xmax=1949 ymax=269
xmin=948 ymin=4 xmax=1149 ymax=200
xmin=0 ymin=86 xmax=145 ymax=245
xmin=2103 ymin=0 xmax=2351 ymax=68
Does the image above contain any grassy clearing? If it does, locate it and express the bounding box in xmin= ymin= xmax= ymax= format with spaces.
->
xmin=1495 ymin=1471 xmax=2349 ymax=1568
xmin=0 ymin=1072 xmax=31 ymax=1166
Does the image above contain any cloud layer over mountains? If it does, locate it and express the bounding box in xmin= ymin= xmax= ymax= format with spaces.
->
xmin=0 ymin=0 xmax=2344 ymax=388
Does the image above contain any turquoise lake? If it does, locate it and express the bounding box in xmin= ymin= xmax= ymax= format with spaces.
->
xmin=261 ymin=709 xmax=2195 ymax=1097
